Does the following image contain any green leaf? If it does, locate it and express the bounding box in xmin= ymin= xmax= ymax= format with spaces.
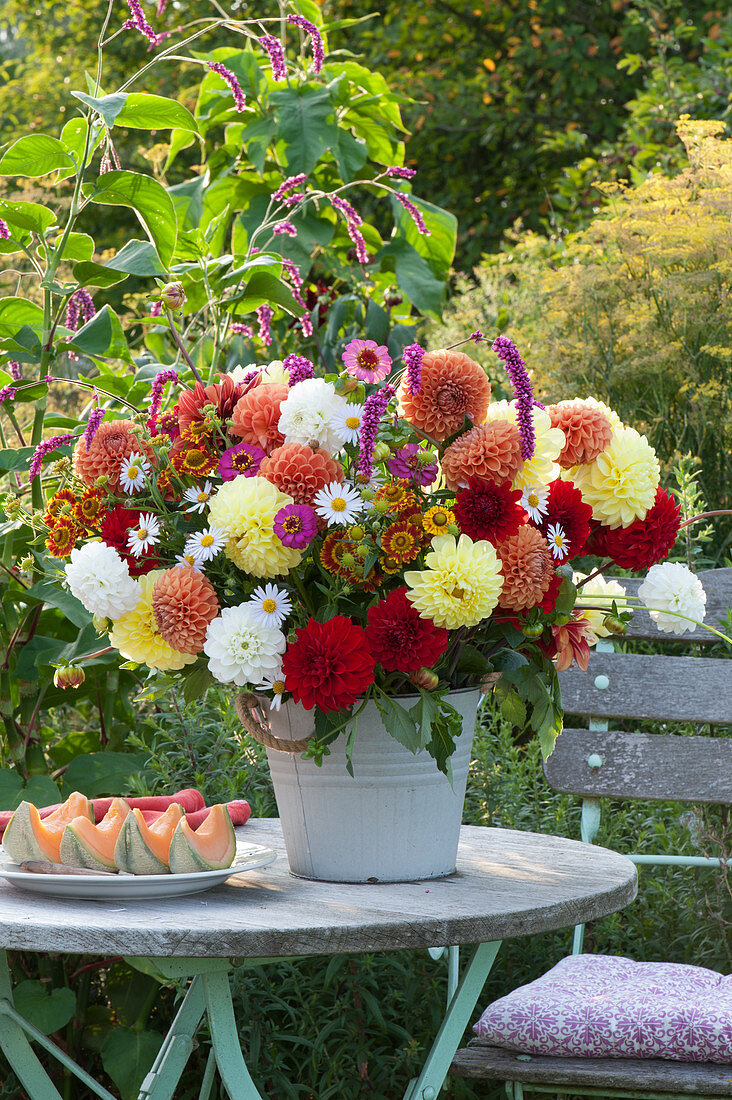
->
xmin=101 ymin=1027 xmax=164 ymax=1100
xmin=455 ymin=644 xmax=491 ymax=677
xmin=47 ymin=727 xmax=101 ymax=768
xmin=164 ymin=127 xmax=197 ymax=172
xmin=427 ymin=701 xmax=461 ymax=778
xmin=553 ymin=577 xmax=578 ymax=616
xmin=375 ymin=692 xmax=420 ymax=753
xmin=73 ymin=91 xmax=199 ymax=134
xmin=382 ymin=239 xmax=446 ymax=317
xmin=66 ymin=304 xmax=130 ymax=360
xmin=0 ymin=770 xmax=61 ymax=811
xmin=270 ymin=86 xmax=339 ymax=175
xmin=26 ymin=582 xmax=91 ymax=631
xmin=60 ymin=752 xmax=150 ymax=799
xmin=0 ymin=446 xmax=35 ymax=472
xmin=228 ymin=270 xmax=303 ymax=317
xmin=47 ymin=231 xmax=95 ymax=263
xmin=182 ymin=665 xmax=214 ymax=704
xmin=333 ymin=130 xmax=368 ymax=181
xmin=9 ymin=380 xmax=48 ymax=403
xmin=0 ymin=135 xmax=74 ymax=177
xmin=13 ymin=982 xmax=76 ymax=1035
xmin=105 ymin=962 xmax=160 ymax=1028
xmin=59 ymin=116 xmax=104 ymax=179
xmin=71 ymin=261 xmax=129 ymax=289
xmin=0 ymin=198 xmax=57 ymax=235
xmin=105 ymin=239 xmax=167 ymax=277
xmin=495 ymin=684 xmax=527 ymax=729
xmin=0 ymin=297 xmax=45 ymax=340
xmin=391 ymin=193 xmax=458 ymax=281
xmin=85 ymin=171 xmax=177 ymax=268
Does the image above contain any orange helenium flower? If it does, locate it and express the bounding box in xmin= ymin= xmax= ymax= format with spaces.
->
xmin=381 ymin=519 xmax=423 ymax=563
xmin=73 ymin=487 xmax=107 ymax=529
xmin=441 ymin=420 xmax=523 ymax=490
xmin=152 ymin=567 xmax=219 ymax=655
xmin=229 ymin=383 xmax=289 ymax=453
xmin=497 ymin=525 xmax=555 ymax=611
xmin=45 ymin=515 xmax=81 ymax=557
xmin=259 ymin=443 xmax=344 ymax=505
xmin=548 ymin=399 xmax=613 ymax=467
xmin=73 ymin=420 xmax=150 ymax=493
xmin=399 ymin=349 xmax=491 ymax=442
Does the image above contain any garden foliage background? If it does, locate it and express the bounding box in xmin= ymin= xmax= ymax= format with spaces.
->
xmin=0 ymin=1 xmax=730 ymax=1097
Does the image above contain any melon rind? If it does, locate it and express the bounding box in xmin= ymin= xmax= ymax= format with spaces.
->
xmin=114 ymin=811 xmax=170 ymax=875
xmin=60 ymin=823 xmax=118 ymax=872
xmin=168 ymin=805 xmax=236 ymax=874
xmin=2 ymin=802 xmax=47 ymax=864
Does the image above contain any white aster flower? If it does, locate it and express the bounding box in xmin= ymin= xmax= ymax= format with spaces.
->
xmin=175 ymin=551 xmax=204 ymax=573
xmin=184 ymin=526 xmax=226 ymax=564
xmin=573 ymin=572 xmax=628 ymax=639
xmin=248 ymin=583 xmax=292 ymax=628
xmin=521 ymin=486 xmax=549 ymax=523
xmin=119 ymin=452 xmax=151 ymax=494
xmin=278 ymin=378 xmax=347 ymax=453
xmin=314 ymin=481 xmax=364 ymax=527
xmin=329 ymin=402 xmax=365 ymax=445
xmin=257 ymin=668 xmax=287 ymax=711
xmin=127 ymin=513 xmax=161 ymax=557
xmin=638 ymin=562 xmax=706 ymax=636
xmin=204 ymin=604 xmax=286 ymax=687
xmin=546 ymin=522 xmax=570 ymax=560
xmin=183 ymin=481 xmax=214 ymax=514
xmin=64 ymin=542 xmax=141 ymax=620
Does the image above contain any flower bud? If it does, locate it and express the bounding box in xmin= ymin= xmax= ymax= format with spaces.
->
xmin=159 ymin=281 xmax=186 ymax=312
xmin=360 ymin=488 xmax=375 ymax=502
xmin=447 ymin=523 xmax=460 ymax=536
xmin=94 ymin=474 xmax=110 ymax=488
xmin=372 ymin=499 xmax=391 ymax=515
xmin=410 ymin=666 xmax=439 ymax=691
xmin=19 ymin=556 xmax=34 ymax=573
xmin=356 ymin=544 xmax=370 ymax=559
xmin=340 ymin=552 xmax=356 ymax=569
xmin=93 ymin=614 xmax=110 ymax=633
xmin=373 ymin=442 xmax=391 ymax=462
xmin=349 ymin=525 xmax=366 ymax=541
xmin=53 ymin=665 xmax=85 ymax=690
xmin=602 ymin=614 xmax=627 ymax=636
xmin=522 ymin=622 xmax=544 ymax=639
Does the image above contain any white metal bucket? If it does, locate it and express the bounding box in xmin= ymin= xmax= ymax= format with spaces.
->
xmin=265 ymin=689 xmax=481 ymax=883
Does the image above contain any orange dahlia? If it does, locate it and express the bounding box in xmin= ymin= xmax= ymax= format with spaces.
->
xmin=152 ymin=567 xmax=219 ymax=655
xmin=73 ymin=420 xmax=150 ymax=493
xmin=399 ymin=349 xmax=491 ymax=441
xmin=229 ymin=383 xmax=288 ymax=453
xmin=547 ymin=399 xmax=613 ymax=467
xmin=258 ymin=443 xmax=344 ymax=505
xmin=176 ymin=374 xmax=244 ymax=434
xmin=497 ymin=525 xmax=555 ymax=611
xmin=441 ymin=420 xmax=523 ymax=490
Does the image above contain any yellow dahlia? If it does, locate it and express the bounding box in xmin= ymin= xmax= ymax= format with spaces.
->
xmin=483 ymin=400 xmax=565 ymax=492
xmin=207 ymin=475 xmax=302 ymax=577
xmin=571 ymin=426 xmax=660 ymax=529
xmin=404 ymin=533 xmax=504 ymax=629
xmin=109 ymin=572 xmax=197 ymax=672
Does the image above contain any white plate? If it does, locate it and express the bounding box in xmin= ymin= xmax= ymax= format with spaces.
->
xmin=0 ymin=841 xmax=277 ymax=900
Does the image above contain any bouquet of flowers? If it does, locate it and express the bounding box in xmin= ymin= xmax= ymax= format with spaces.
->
xmin=28 ymin=328 xmax=707 ymax=772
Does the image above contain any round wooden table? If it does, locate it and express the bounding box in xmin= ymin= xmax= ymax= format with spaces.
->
xmin=0 ymin=821 xmax=637 ymax=1100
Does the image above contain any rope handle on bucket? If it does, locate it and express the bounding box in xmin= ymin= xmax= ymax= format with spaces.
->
xmin=234 ymin=693 xmax=313 ymax=754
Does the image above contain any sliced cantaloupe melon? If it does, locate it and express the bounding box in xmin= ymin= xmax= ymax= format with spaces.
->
xmin=113 ymin=804 xmax=184 ymax=875
xmin=59 ymin=798 xmax=131 ymax=872
xmin=2 ymin=792 xmax=93 ymax=864
xmin=168 ymin=805 xmax=236 ymax=874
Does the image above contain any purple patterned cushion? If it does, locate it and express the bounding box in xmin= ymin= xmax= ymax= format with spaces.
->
xmin=474 ymin=954 xmax=732 ymax=1063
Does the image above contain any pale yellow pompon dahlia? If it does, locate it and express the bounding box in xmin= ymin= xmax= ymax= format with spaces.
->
xmin=483 ymin=400 xmax=565 ymax=491
xmin=404 ymin=533 xmax=504 ymax=630
xmin=109 ymin=571 xmax=197 ymax=672
xmin=584 ymin=396 xmax=624 ymax=432
xmin=207 ymin=475 xmax=302 ymax=577
xmin=571 ymin=425 xmax=660 ymax=529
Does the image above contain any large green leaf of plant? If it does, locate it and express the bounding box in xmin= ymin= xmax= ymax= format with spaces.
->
xmin=270 ymin=86 xmax=340 ymax=175
xmin=13 ymin=982 xmax=76 ymax=1035
xmin=0 ymin=770 xmax=61 ymax=811
xmin=65 ymin=304 xmax=130 ymax=360
xmin=60 ymin=751 xmax=150 ymax=798
xmin=0 ymin=198 xmax=57 ymax=235
xmin=84 ymin=171 xmax=177 ymax=268
xmin=73 ymin=91 xmax=199 ymax=133
xmin=0 ymin=135 xmax=74 ymax=177
xmin=101 ymin=1027 xmax=163 ymax=1100
xmin=0 ymin=297 xmax=45 ymax=340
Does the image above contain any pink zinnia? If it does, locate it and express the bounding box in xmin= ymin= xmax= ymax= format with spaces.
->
xmin=274 ymin=504 xmax=317 ymax=549
xmin=218 ymin=441 xmax=266 ymax=481
xmin=343 ymin=339 xmax=391 ymax=384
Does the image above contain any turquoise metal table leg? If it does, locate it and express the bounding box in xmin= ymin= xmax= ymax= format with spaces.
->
xmin=138 ymin=974 xmax=207 ymax=1100
xmin=198 ymin=1047 xmax=217 ymax=1100
xmin=402 ymin=940 xmax=502 ymax=1100
xmin=202 ymin=969 xmax=266 ymax=1100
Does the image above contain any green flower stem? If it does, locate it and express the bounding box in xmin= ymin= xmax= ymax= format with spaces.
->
xmin=166 ymin=309 xmax=205 ymax=386
xmin=44 ymin=376 xmax=139 ymax=415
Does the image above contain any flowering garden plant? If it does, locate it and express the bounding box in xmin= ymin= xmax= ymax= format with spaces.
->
xmin=21 ymin=326 xmax=720 ymax=775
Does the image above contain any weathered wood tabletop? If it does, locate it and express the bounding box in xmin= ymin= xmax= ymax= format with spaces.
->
xmin=0 ymin=820 xmax=637 ymax=958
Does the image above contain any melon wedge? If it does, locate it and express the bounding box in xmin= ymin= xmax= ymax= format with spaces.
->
xmin=2 ymin=792 xmax=93 ymax=864
xmin=113 ymin=804 xmax=184 ymax=875
xmin=59 ymin=798 xmax=131 ymax=872
xmin=168 ymin=805 xmax=236 ymax=874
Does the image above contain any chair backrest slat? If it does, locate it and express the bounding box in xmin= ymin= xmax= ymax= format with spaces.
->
xmin=558 ymin=653 xmax=731 ymax=724
xmin=620 ymin=568 xmax=732 ymax=642
xmin=543 ymin=728 xmax=732 ymax=802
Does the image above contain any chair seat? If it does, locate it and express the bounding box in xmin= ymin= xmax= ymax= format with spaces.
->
xmin=451 ymin=1041 xmax=732 ymax=1096
xmin=472 ymin=954 xmax=732 ymax=1064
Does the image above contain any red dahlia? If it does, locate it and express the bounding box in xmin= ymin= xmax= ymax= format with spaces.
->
xmin=598 ymin=486 xmax=681 ymax=570
xmin=282 ymin=616 xmax=375 ymax=712
xmin=101 ymin=505 xmax=159 ymax=576
xmin=539 ymin=479 xmax=592 ymax=562
xmin=365 ymin=587 xmax=449 ymax=673
xmin=453 ymin=477 xmax=525 ymax=544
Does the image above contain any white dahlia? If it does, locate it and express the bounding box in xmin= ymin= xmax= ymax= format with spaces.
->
xmin=278 ymin=378 xmax=347 ymax=453
xmin=638 ymin=562 xmax=706 ymax=635
xmin=64 ymin=542 xmax=141 ymax=620
xmin=203 ymin=604 xmax=287 ymax=686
